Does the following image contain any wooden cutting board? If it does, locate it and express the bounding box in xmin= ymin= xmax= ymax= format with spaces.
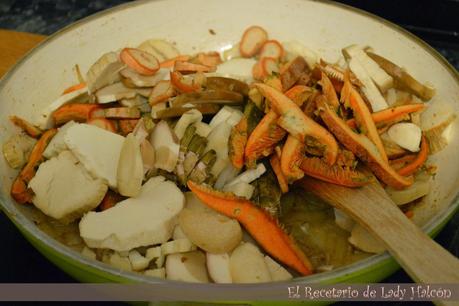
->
xmin=0 ymin=29 xmax=46 ymax=78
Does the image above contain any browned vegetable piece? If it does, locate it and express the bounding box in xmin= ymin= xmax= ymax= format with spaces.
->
xmin=155 ymin=104 xmax=221 ymax=119
xmin=280 ymin=56 xmax=308 ymax=91
xmin=170 ymin=90 xmax=244 ymax=108
xmin=269 ymin=153 xmax=289 ymax=193
xmin=254 ymin=83 xmax=338 ymax=166
xmin=424 ymin=114 xmax=456 ymax=154
xmin=9 ymin=116 xmax=43 ymax=139
xmin=228 ymin=116 xmax=248 ymax=170
xmin=52 ymin=104 xmax=100 ymax=126
xmin=104 ymin=107 xmax=141 ymax=119
xmin=367 ymin=52 xmax=435 ymax=101
xmin=316 ymin=95 xmax=413 ymax=189
xmin=280 ymin=135 xmax=305 ymax=183
xmin=206 ymin=77 xmax=249 ymax=96
xmin=299 ymin=157 xmax=371 ymax=188
xmin=244 ymin=110 xmax=287 ymax=168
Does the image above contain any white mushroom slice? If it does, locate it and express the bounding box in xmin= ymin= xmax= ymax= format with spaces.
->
xmin=386 ymin=172 xmax=431 ymax=206
xmin=64 ymin=123 xmax=124 ymax=189
xmin=334 ymin=208 xmax=355 ymax=232
xmin=145 ymin=246 xmax=162 ymax=261
xmin=165 ymin=251 xmax=209 ymax=283
xmin=144 ymin=268 xmax=166 ymax=278
xmin=43 ymin=121 xmax=77 ymax=159
xmin=208 ymin=106 xmax=236 ymax=130
xmin=179 ymin=208 xmax=242 ymax=254
xmin=192 ymin=121 xmax=212 ymax=137
xmin=225 ymin=163 xmax=266 ymax=187
xmin=34 ymin=85 xmax=88 ymax=129
xmin=2 ymin=134 xmax=36 ymax=169
xmin=135 ymin=87 xmax=153 ymax=98
xmin=230 ymin=242 xmax=272 ymax=283
xmin=150 ymin=121 xmax=180 ymax=172
xmin=109 ymin=252 xmax=132 ymax=271
xmin=223 ymin=181 xmax=254 ymax=199
xmin=79 ymin=176 xmax=184 ymax=251
xmin=29 ymin=150 xmax=108 ymax=223
xmin=173 ymin=109 xmax=203 ymax=140
xmin=342 ymin=45 xmax=393 ymax=93
xmin=128 ymin=250 xmax=150 ymax=271
xmin=214 ymin=58 xmax=257 ymax=82
xmin=214 ymin=163 xmax=240 ymax=189
xmin=117 ymin=133 xmax=144 ymax=197
xmin=226 ymin=109 xmax=244 ymax=127
xmin=95 ymin=82 xmax=137 ymax=104
xmin=161 ymin=238 xmax=197 ymax=255
xmin=86 ymin=52 xmax=124 ymax=93
xmin=348 ymin=57 xmax=388 ymax=111
xmin=387 ymin=122 xmax=422 ymax=152
xmin=264 ymin=256 xmax=293 ymax=281
xmin=349 ymin=224 xmax=385 ymax=253
xmin=132 ymin=118 xmax=149 ymax=142
xmin=120 ymin=67 xmax=168 ymax=88
xmin=206 ymin=253 xmax=232 ymax=283
xmin=282 ymin=40 xmax=319 ymax=69
xmin=120 ymin=95 xmax=148 ymax=108
xmin=140 ymin=139 xmax=156 ymax=174
xmin=205 ymin=121 xmax=233 ymax=176
xmin=137 ymin=39 xmax=180 ymax=62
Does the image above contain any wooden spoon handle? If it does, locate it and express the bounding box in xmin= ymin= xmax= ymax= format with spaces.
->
xmin=299 ymin=177 xmax=459 ymax=285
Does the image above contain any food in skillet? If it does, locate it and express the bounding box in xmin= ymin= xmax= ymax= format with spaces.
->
xmin=3 ymin=25 xmax=454 ymax=282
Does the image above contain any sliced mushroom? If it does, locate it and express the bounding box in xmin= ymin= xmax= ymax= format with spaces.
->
xmin=120 ymin=67 xmax=169 ymax=88
xmin=206 ymin=77 xmax=249 ymax=96
xmin=95 ymin=82 xmax=137 ymax=104
xmin=206 ymin=253 xmax=232 ymax=283
xmin=386 ymin=172 xmax=431 ymax=206
xmin=137 ymin=39 xmax=180 ymax=62
xmin=342 ymin=45 xmax=393 ymax=93
xmin=154 ymin=104 xmax=221 ymax=119
xmin=150 ymin=121 xmax=180 ymax=172
xmin=367 ymin=51 xmax=435 ymax=101
xmin=117 ymin=133 xmax=143 ymax=197
xmin=165 ymin=251 xmax=209 ymax=283
xmin=387 ymin=122 xmax=422 ymax=152
xmin=86 ymin=52 xmax=125 ymax=93
xmin=229 ymin=242 xmax=272 ymax=283
xmin=348 ymin=57 xmax=388 ymax=111
xmin=170 ymin=90 xmax=244 ymax=108
xmin=173 ymin=109 xmax=203 ymax=140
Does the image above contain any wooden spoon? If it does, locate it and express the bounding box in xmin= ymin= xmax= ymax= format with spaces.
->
xmin=298 ymin=177 xmax=459 ymax=304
